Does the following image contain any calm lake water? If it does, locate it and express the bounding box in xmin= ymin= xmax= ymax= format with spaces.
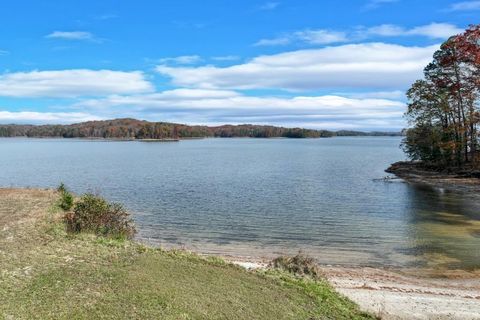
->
xmin=1 ymin=137 xmax=480 ymax=269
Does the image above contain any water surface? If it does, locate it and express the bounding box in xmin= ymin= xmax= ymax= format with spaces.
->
xmin=1 ymin=137 xmax=479 ymax=269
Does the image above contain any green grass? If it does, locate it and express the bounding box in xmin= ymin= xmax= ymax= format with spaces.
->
xmin=0 ymin=189 xmax=374 ymax=320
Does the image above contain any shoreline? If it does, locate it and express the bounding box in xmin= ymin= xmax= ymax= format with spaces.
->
xmin=386 ymin=161 xmax=480 ymax=193
xmin=321 ymin=265 xmax=480 ymax=320
xmin=142 ymin=234 xmax=480 ymax=319
xmin=2 ymin=187 xmax=375 ymax=319
xmin=3 ymin=187 xmax=480 ymax=319
xmin=222 ymin=255 xmax=480 ymax=320
xmin=0 ymin=135 xmax=401 ymax=141
xmin=142 ymin=242 xmax=480 ymax=319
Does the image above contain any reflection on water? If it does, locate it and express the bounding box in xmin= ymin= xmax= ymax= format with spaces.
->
xmin=0 ymin=137 xmax=479 ymax=270
xmin=403 ymin=185 xmax=480 ymax=269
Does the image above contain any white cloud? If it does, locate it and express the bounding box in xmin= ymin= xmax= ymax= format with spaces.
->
xmin=366 ymin=23 xmax=463 ymax=39
xmin=364 ymin=25 xmax=405 ymax=37
xmin=341 ymin=90 xmax=406 ymax=100
xmin=449 ymin=1 xmax=480 ymax=11
xmin=156 ymin=43 xmax=438 ymax=91
xmin=0 ymin=111 xmax=101 ymax=124
xmin=259 ymin=2 xmax=280 ymax=10
xmin=144 ymin=88 xmax=241 ymax=100
xmin=294 ymin=30 xmax=348 ymax=45
xmin=71 ymin=89 xmax=406 ymax=130
xmin=78 ymin=91 xmax=403 ymax=112
xmin=211 ymin=55 xmax=241 ymax=61
xmin=158 ymin=55 xmax=202 ymax=65
xmin=255 ymin=37 xmax=291 ymax=46
xmin=1 ymin=88 xmax=406 ymax=129
xmin=255 ymin=23 xmax=460 ymax=46
xmin=0 ymin=69 xmax=154 ymax=98
xmin=255 ymin=29 xmax=347 ymax=46
xmin=0 ymin=50 xmax=8 ymax=56
xmin=46 ymin=31 xmax=95 ymax=41
xmin=408 ymin=23 xmax=463 ymax=38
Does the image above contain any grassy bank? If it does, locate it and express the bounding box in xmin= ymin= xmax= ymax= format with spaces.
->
xmin=0 ymin=188 xmax=373 ymax=319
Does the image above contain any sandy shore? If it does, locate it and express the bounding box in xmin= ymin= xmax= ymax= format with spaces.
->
xmin=225 ymin=256 xmax=480 ymax=320
xmin=323 ymin=266 xmax=480 ymax=320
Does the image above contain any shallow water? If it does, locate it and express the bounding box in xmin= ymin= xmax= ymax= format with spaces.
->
xmin=1 ymin=137 xmax=479 ymax=269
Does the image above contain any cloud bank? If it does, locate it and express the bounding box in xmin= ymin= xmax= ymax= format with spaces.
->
xmin=1 ymin=39 xmax=441 ymax=130
xmin=0 ymin=111 xmax=101 ymax=124
xmin=67 ymin=89 xmax=405 ymax=130
xmin=156 ymin=43 xmax=438 ymax=90
xmin=0 ymin=70 xmax=154 ymax=98
xmin=255 ymin=23 xmax=462 ymax=46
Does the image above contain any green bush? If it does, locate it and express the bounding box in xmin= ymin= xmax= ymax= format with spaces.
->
xmin=270 ymin=253 xmax=320 ymax=279
xmin=64 ymin=193 xmax=136 ymax=239
xmin=57 ymin=183 xmax=74 ymax=211
xmin=59 ymin=191 xmax=74 ymax=211
xmin=57 ymin=182 xmax=67 ymax=193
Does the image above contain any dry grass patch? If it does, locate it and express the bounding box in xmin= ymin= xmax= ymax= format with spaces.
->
xmin=270 ymin=253 xmax=321 ymax=279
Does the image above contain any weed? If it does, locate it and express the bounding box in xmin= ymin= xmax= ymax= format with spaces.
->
xmin=270 ymin=253 xmax=321 ymax=279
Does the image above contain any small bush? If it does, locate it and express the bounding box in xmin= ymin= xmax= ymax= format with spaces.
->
xmin=59 ymin=191 xmax=74 ymax=211
xmin=64 ymin=193 xmax=136 ymax=239
xmin=57 ymin=182 xmax=67 ymax=193
xmin=57 ymin=183 xmax=74 ymax=211
xmin=270 ymin=253 xmax=320 ymax=279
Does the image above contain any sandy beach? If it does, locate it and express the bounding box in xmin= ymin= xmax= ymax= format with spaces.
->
xmin=323 ymin=266 xmax=480 ymax=320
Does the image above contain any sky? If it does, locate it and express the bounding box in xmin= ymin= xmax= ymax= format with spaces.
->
xmin=0 ymin=0 xmax=478 ymax=131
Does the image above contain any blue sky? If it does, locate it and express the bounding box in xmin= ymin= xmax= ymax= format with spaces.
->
xmin=0 ymin=0 xmax=478 ymax=130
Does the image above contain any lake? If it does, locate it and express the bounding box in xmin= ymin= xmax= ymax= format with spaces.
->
xmin=1 ymin=137 xmax=479 ymax=269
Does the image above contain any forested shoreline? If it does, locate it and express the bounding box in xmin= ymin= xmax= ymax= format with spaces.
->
xmin=0 ymin=118 xmax=401 ymax=139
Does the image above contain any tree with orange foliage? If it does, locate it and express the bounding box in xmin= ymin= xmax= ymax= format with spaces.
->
xmin=404 ymin=25 xmax=480 ymax=168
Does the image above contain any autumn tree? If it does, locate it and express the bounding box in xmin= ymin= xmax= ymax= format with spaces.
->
xmin=403 ymin=25 xmax=480 ymax=168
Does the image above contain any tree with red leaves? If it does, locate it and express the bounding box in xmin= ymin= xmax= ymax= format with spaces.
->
xmin=404 ymin=25 xmax=480 ymax=168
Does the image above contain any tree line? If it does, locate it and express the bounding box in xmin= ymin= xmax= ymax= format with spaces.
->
xmin=403 ymin=25 xmax=480 ymax=168
xmin=0 ymin=119 xmax=404 ymax=139
xmin=0 ymin=119 xmax=335 ymax=139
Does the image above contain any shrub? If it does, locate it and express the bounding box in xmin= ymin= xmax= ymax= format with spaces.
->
xmin=57 ymin=182 xmax=67 ymax=193
xmin=270 ymin=253 xmax=320 ymax=279
xmin=59 ymin=191 xmax=74 ymax=211
xmin=64 ymin=193 xmax=136 ymax=239
xmin=57 ymin=183 xmax=74 ymax=211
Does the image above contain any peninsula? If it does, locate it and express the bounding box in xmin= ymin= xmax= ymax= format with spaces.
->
xmin=388 ymin=25 xmax=480 ymax=191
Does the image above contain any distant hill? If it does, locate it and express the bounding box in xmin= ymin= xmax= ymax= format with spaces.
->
xmin=0 ymin=118 xmax=401 ymax=139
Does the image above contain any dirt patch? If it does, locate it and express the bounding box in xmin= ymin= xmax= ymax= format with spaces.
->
xmin=0 ymin=188 xmax=56 ymax=228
